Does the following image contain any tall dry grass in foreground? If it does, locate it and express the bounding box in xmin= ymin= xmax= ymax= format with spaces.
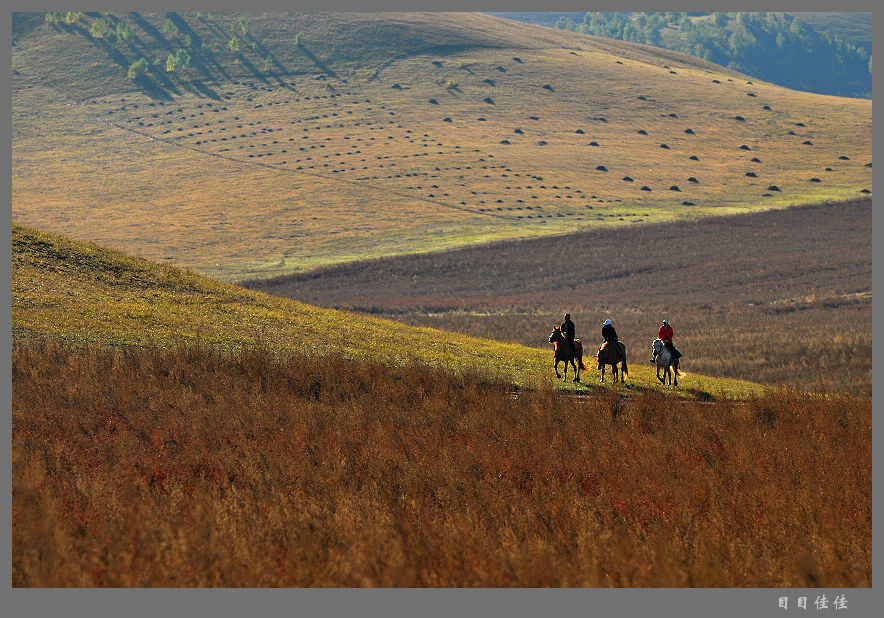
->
xmin=12 ymin=339 xmax=871 ymax=587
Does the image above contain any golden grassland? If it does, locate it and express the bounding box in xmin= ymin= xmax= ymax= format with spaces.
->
xmin=12 ymin=339 xmax=871 ymax=587
xmin=11 ymin=12 xmax=872 ymax=281
xmin=11 ymin=222 xmax=763 ymax=399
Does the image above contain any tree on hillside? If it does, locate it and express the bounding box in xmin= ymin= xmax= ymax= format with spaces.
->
xmin=117 ymin=22 xmax=134 ymax=43
xmin=64 ymin=12 xmax=84 ymax=25
xmin=564 ymin=11 xmax=871 ymax=97
xmin=90 ymin=18 xmax=108 ymax=39
xmin=166 ymin=49 xmax=191 ymax=72
xmin=229 ymin=37 xmax=240 ymax=54
xmin=127 ymin=57 xmax=149 ymax=80
xmin=163 ymin=19 xmax=178 ymax=38
xmin=555 ymin=16 xmax=576 ymax=32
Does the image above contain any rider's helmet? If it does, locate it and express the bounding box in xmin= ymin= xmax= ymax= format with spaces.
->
xmin=603 ymin=319 xmax=611 ymax=326
xmin=662 ymin=319 xmax=669 ymax=326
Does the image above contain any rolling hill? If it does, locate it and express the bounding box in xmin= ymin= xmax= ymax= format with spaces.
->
xmin=11 ymin=11 xmax=873 ymax=282
xmin=493 ymin=11 xmax=873 ymax=99
xmin=244 ymin=198 xmax=872 ymax=391
xmin=11 ymin=221 xmax=764 ymax=399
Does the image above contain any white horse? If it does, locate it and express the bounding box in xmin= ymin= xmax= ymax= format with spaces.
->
xmin=652 ymin=339 xmax=677 ymax=386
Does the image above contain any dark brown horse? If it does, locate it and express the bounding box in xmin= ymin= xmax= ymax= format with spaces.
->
xmin=549 ymin=326 xmax=586 ymax=382
xmin=597 ymin=341 xmax=629 ymax=383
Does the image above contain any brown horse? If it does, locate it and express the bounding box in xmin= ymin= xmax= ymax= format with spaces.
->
xmin=597 ymin=341 xmax=629 ymax=383
xmin=549 ymin=326 xmax=586 ymax=382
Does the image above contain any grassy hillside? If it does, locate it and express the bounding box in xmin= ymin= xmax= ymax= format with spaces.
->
xmin=12 ymin=222 xmax=763 ymax=399
xmin=245 ymin=198 xmax=872 ymax=392
xmin=11 ymin=12 xmax=872 ymax=282
xmin=13 ymin=339 xmax=871 ymax=586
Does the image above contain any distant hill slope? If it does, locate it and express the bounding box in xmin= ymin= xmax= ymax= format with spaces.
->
xmin=492 ymin=11 xmax=872 ymax=99
xmin=244 ymin=198 xmax=872 ymax=390
xmin=11 ymin=222 xmax=764 ymax=398
xmin=12 ymin=12 xmax=872 ymax=281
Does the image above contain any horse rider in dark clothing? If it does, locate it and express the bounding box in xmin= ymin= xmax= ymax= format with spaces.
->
xmin=561 ymin=313 xmax=576 ymax=356
xmin=602 ymin=319 xmax=625 ymax=362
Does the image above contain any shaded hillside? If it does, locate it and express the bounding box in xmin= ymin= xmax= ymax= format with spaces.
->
xmin=498 ymin=11 xmax=873 ymax=98
xmin=243 ymin=198 xmax=872 ymax=391
xmin=11 ymin=12 xmax=872 ymax=282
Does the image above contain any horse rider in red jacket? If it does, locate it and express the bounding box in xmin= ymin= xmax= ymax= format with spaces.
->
xmin=656 ymin=319 xmax=682 ymax=374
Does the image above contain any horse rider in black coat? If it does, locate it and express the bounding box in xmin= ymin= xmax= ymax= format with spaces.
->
xmin=561 ymin=313 xmax=576 ymax=356
xmin=602 ymin=319 xmax=624 ymax=361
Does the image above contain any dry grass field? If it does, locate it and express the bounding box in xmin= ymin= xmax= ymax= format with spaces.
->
xmin=12 ymin=339 xmax=871 ymax=587
xmin=11 ymin=12 xmax=872 ymax=281
xmin=244 ymin=198 xmax=872 ymax=391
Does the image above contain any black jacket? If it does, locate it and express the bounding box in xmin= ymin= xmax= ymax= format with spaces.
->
xmin=561 ymin=319 xmax=575 ymax=341
xmin=602 ymin=323 xmax=618 ymax=343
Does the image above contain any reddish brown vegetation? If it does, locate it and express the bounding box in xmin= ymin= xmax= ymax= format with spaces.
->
xmin=13 ymin=339 xmax=871 ymax=587
xmin=243 ymin=199 xmax=871 ymax=391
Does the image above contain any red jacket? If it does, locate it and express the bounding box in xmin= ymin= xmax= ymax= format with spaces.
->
xmin=659 ymin=324 xmax=674 ymax=343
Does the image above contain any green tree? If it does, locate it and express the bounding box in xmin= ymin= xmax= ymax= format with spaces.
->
xmin=117 ymin=22 xmax=134 ymax=42
xmin=64 ymin=12 xmax=84 ymax=25
xmin=90 ymin=18 xmax=108 ymax=39
xmin=239 ymin=16 xmax=248 ymax=34
xmin=165 ymin=53 xmax=179 ymax=72
xmin=163 ymin=19 xmax=178 ymax=37
xmin=678 ymin=15 xmax=694 ymax=33
xmin=729 ymin=27 xmax=757 ymax=55
xmin=176 ymin=49 xmax=191 ymax=67
xmin=263 ymin=55 xmax=273 ymax=72
xmin=713 ymin=12 xmax=729 ymax=27
xmin=294 ymin=31 xmax=305 ymax=46
xmin=127 ymin=57 xmax=149 ymax=79
xmin=555 ymin=16 xmax=576 ymax=32
xmin=229 ymin=37 xmax=240 ymax=53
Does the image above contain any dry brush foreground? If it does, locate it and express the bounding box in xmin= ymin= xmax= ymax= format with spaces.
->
xmin=12 ymin=339 xmax=871 ymax=587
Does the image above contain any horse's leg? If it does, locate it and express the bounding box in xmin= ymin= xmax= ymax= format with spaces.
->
xmin=657 ymin=364 xmax=664 ymax=384
xmin=554 ymin=359 xmax=562 ymax=379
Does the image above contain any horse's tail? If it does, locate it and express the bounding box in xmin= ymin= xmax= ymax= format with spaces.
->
xmin=576 ymin=341 xmax=587 ymax=370
xmin=621 ymin=357 xmax=629 ymax=380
